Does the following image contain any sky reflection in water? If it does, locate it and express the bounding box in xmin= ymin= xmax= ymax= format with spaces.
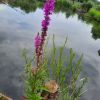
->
xmin=0 ymin=4 xmax=100 ymax=100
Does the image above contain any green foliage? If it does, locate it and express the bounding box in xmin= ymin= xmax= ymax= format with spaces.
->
xmin=8 ymin=0 xmax=43 ymax=13
xmin=22 ymin=36 xmax=87 ymax=100
xmin=22 ymin=49 xmax=48 ymax=100
xmin=47 ymin=36 xmax=87 ymax=100
xmin=81 ymin=2 xmax=93 ymax=12
xmin=72 ymin=3 xmax=80 ymax=12
xmin=55 ymin=0 xmax=72 ymax=13
xmin=79 ymin=0 xmax=89 ymax=3
xmin=94 ymin=5 xmax=100 ymax=11
xmin=88 ymin=8 xmax=100 ymax=21
xmin=92 ymin=24 xmax=100 ymax=39
xmin=81 ymin=11 xmax=100 ymax=40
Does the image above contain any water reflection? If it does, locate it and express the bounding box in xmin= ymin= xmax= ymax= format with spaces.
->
xmin=2 ymin=0 xmax=99 ymax=40
xmin=0 ymin=0 xmax=100 ymax=100
xmin=98 ymin=49 xmax=100 ymax=56
xmin=78 ymin=14 xmax=100 ymax=40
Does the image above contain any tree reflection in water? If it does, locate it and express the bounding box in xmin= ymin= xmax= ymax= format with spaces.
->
xmin=2 ymin=0 xmax=99 ymax=40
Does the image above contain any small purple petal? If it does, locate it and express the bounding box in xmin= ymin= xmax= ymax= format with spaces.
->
xmin=34 ymin=33 xmax=41 ymax=48
xmin=41 ymin=0 xmax=55 ymax=32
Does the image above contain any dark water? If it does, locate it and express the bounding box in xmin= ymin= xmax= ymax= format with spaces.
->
xmin=0 ymin=1 xmax=100 ymax=100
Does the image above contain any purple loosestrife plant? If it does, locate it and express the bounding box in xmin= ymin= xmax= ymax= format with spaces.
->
xmin=41 ymin=0 xmax=55 ymax=47
xmin=34 ymin=33 xmax=41 ymax=50
xmin=34 ymin=33 xmax=41 ymax=67
xmin=24 ymin=1 xmax=87 ymax=99
xmin=34 ymin=0 xmax=55 ymax=67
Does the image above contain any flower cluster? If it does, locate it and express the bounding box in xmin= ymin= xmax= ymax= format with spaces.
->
xmin=42 ymin=0 xmax=55 ymax=33
xmin=34 ymin=33 xmax=42 ymax=66
xmin=34 ymin=0 xmax=55 ymax=67
xmin=41 ymin=0 xmax=55 ymax=50
xmin=34 ymin=33 xmax=41 ymax=52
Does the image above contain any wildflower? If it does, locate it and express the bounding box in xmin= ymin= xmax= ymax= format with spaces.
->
xmin=41 ymin=0 xmax=55 ymax=33
xmin=43 ymin=0 xmax=55 ymax=16
xmin=39 ymin=0 xmax=55 ymax=64
xmin=34 ymin=33 xmax=41 ymax=49
xmin=34 ymin=0 xmax=55 ymax=67
xmin=34 ymin=33 xmax=42 ymax=67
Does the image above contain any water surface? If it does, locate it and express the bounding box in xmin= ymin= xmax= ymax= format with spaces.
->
xmin=0 ymin=2 xmax=100 ymax=100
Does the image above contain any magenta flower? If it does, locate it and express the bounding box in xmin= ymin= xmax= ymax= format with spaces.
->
xmin=42 ymin=19 xmax=49 ymax=28
xmin=42 ymin=0 xmax=55 ymax=33
xmin=34 ymin=0 xmax=55 ymax=67
xmin=41 ymin=0 xmax=55 ymax=47
xmin=34 ymin=33 xmax=41 ymax=49
xmin=34 ymin=33 xmax=42 ymax=67
xmin=44 ymin=0 xmax=55 ymax=16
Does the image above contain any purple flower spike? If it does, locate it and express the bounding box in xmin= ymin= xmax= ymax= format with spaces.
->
xmin=41 ymin=0 xmax=55 ymax=33
xmin=44 ymin=0 xmax=55 ymax=15
xmin=34 ymin=33 xmax=41 ymax=49
xmin=34 ymin=0 xmax=55 ymax=67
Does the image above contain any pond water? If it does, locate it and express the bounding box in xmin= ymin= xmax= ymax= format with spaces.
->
xmin=0 ymin=1 xmax=100 ymax=100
